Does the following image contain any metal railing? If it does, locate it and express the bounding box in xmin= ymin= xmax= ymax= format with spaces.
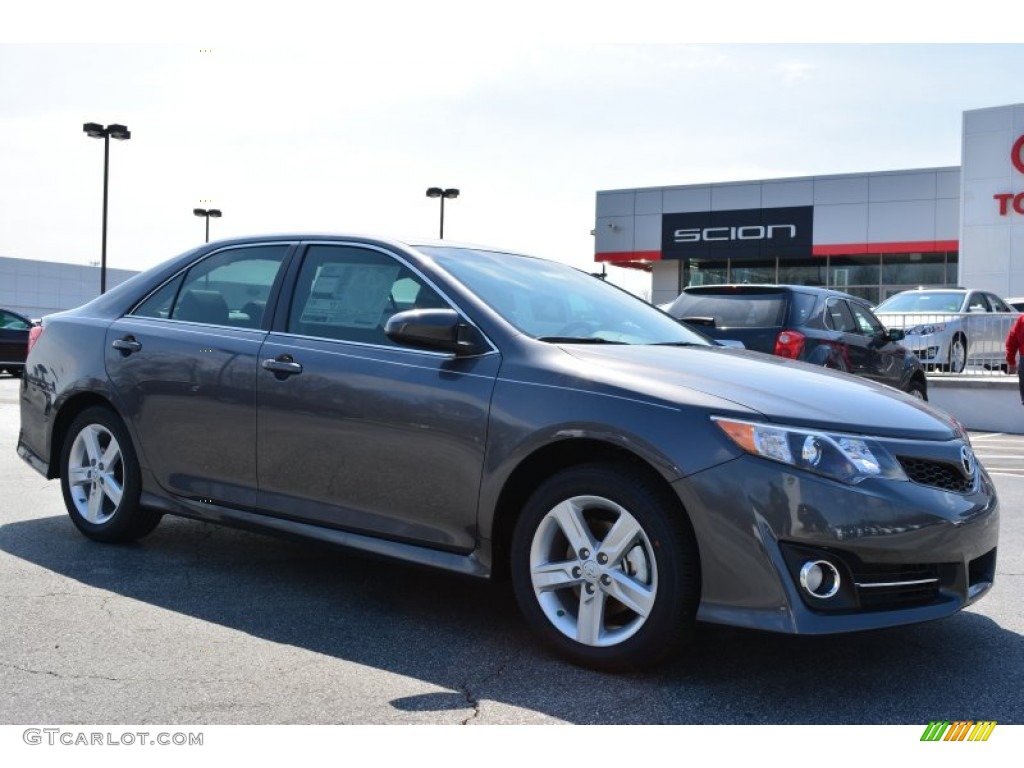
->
xmin=879 ymin=312 xmax=1018 ymax=377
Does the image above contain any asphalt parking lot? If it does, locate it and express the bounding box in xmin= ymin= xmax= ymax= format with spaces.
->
xmin=0 ymin=373 xmax=1021 ymax=725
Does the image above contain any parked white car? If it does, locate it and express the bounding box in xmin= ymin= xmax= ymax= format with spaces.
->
xmin=874 ymin=288 xmax=1018 ymax=372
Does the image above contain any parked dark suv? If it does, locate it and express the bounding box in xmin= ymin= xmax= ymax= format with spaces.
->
xmin=665 ymin=285 xmax=928 ymax=399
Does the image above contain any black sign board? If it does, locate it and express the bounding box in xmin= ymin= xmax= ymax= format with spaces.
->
xmin=661 ymin=206 xmax=813 ymax=261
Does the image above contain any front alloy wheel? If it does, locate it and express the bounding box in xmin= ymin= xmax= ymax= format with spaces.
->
xmin=529 ymin=495 xmax=658 ymax=647
xmin=511 ymin=463 xmax=700 ymax=671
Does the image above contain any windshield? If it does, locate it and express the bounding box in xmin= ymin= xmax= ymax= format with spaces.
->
xmin=875 ymin=292 xmax=964 ymax=313
xmin=419 ymin=246 xmax=710 ymax=346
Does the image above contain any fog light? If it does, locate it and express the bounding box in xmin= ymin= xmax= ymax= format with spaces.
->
xmin=799 ymin=560 xmax=841 ymax=599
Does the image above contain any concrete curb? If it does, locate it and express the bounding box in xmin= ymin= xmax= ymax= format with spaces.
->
xmin=926 ymin=375 xmax=1024 ymax=434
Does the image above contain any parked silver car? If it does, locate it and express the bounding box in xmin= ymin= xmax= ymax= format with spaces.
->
xmin=874 ymin=288 xmax=1018 ymax=372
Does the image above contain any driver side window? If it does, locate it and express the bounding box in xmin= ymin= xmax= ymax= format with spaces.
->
xmin=287 ymin=245 xmax=449 ymax=346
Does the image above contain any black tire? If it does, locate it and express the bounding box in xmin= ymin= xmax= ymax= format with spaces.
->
xmin=510 ymin=462 xmax=700 ymax=672
xmin=59 ymin=406 xmax=161 ymax=542
xmin=947 ymin=335 xmax=967 ymax=373
xmin=906 ymin=379 xmax=928 ymax=401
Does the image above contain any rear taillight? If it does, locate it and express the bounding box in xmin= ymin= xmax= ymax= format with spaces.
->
xmin=774 ymin=329 xmax=805 ymax=359
xmin=27 ymin=324 xmax=44 ymax=354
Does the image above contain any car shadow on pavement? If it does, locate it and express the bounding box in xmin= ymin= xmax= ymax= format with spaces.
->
xmin=1 ymin=513 xmax=1020 ymax=725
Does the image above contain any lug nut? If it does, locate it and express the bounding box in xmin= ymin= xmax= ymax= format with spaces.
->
xmin=597 ymin=553 xmax=608 ymax=564
xmin=579 ymin=548 xmax=590 ymax=559
xmin=572 ymin=566 xmax=582 ymax=578
xmin=585 ymin=583 xmax=595 ymax=594
xmin=600 ymin=574 xmax=611 ymax=586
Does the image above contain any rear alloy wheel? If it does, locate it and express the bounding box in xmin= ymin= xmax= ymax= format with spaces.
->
xmin=60 ymin=406 xmax=161 ymax=542
xmin=511 ymin=463 xmax=700 ymax=672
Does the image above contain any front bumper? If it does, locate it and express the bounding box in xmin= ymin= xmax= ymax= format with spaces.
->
xmin=674 ymin=448 xmax=998 ymax=635
xmin=905 ymin=333 xmax=947 ymax=365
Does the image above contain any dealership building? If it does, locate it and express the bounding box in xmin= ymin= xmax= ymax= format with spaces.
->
xmin=595 ymin=102 xmax=1024 ymax=307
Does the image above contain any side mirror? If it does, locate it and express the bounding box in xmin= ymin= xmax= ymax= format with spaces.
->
xmin=384 ymin=309 xmax=485 ymax=356
xmin=887 ymin=328 xmax=905 ymax=342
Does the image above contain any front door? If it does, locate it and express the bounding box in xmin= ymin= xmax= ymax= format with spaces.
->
xmin=255 ymin=242 xmax=499 ymax=552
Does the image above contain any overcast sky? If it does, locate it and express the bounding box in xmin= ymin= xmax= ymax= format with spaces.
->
xmin=3 ymin=11 xmax=1024 ymax=296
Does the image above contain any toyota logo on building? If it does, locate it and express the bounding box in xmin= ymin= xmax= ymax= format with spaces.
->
xmin=1013 ymin=135 xmax=1024 ymax=175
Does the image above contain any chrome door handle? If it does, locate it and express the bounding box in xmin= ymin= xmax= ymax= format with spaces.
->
xmin=112 ymin=337 xmax=142 ymax=354
xmin=262 ymin=357 xmax=303 ymax=375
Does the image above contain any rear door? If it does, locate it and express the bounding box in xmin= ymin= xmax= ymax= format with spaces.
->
xmin=254 ymin=241 xmax=499 ymax=552
xmin=105 ymin=242 xmax=293 ymax=508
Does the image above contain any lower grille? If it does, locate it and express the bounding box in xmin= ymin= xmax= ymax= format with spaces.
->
xmin=853 ymin=563 xmax=942 ymax=610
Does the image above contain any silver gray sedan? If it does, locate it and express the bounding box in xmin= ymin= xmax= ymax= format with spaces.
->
xmin=875 ymin=287 xmax=1018 ymax=372
xmin=17 ymin=235 xmax=999 ymax=671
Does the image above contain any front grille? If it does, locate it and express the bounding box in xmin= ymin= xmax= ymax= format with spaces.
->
xmin=899 ymin=456 xmax=974 ymax=493
xmin=852 ymin=562 xmax=943 ymax=610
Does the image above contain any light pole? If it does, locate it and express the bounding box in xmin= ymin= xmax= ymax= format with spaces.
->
xmin=193 ymin=208 xmax=223 ymax=243
xmin=83 ymin=122 xmax=131 ymax=294
xmin=425 ymin=187 xmax=459 ymax=239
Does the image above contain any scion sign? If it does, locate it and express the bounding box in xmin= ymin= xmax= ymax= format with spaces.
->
xmin=661 ymin=206 xmax=813 ymax=261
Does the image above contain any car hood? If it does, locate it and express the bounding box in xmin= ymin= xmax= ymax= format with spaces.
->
xmin=559 ymin=344 xmax=957 ymax=441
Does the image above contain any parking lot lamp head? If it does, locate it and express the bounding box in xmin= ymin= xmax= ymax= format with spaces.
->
xmin=425 ymin=187 xmax=460 ymax=239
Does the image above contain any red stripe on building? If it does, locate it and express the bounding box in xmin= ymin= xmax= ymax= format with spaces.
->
xmin=596 ymin=241 xmax=958 ymax=263
xmin=812 ymin=240 xmax=959 ymax=256
xmin=596 ymin=250 xmax=662 ymax=263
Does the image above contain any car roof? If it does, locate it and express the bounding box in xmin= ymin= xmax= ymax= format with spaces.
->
xmin=681 ymin=283 xmax=863 ymax=301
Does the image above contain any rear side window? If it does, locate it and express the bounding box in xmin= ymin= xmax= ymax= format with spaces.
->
xmin=132 ymin=245 xmax=290 ymax=328
xmin=824 ymin=299 xmax=857 ymax=332
xmin=786 ymin=292 xmax=818 ymax=325
xmin=671 ymin=292 xmax=787 ymax=328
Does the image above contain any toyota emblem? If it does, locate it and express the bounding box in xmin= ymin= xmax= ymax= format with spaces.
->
xmin=961 ymin=446 xmax=976 ymax=479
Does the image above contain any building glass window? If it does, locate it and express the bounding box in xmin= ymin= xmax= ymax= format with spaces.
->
xmin=729 ymin=260 xmax=776 ymax=284
xmin=670 ymin=250 xmax=959 ymax=305
xmin=777 ymin=259 xmax=828 ymax=287
xmin=881 ymin=252 xmax=946 ymax=287
xmin=684 ymin=259 xmax=728 ymax=287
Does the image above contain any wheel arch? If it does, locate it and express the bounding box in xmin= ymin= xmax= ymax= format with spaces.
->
xmin=908 ymin=370 xmax=928 ymax=399
xmin=47 ymin=392 xmax=123 ymax=479
xmin=487 ymin=438 xmax=694 ymax=582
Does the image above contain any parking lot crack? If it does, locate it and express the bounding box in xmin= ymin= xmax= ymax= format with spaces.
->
xmin=458 ymin=660 xmax=512 ymax=724
xmin=0 ymin=661 xmax=120 ymax=683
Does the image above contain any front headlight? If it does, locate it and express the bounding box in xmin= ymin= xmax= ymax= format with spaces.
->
xmin=907 ymin=323 xmax=946 ymax=335
xmin=713 ymin=417 xmax=908 ymax=485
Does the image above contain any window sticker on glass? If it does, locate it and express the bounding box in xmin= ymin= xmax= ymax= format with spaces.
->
xmin=300 ymin=262 xmax=401 ymax=328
